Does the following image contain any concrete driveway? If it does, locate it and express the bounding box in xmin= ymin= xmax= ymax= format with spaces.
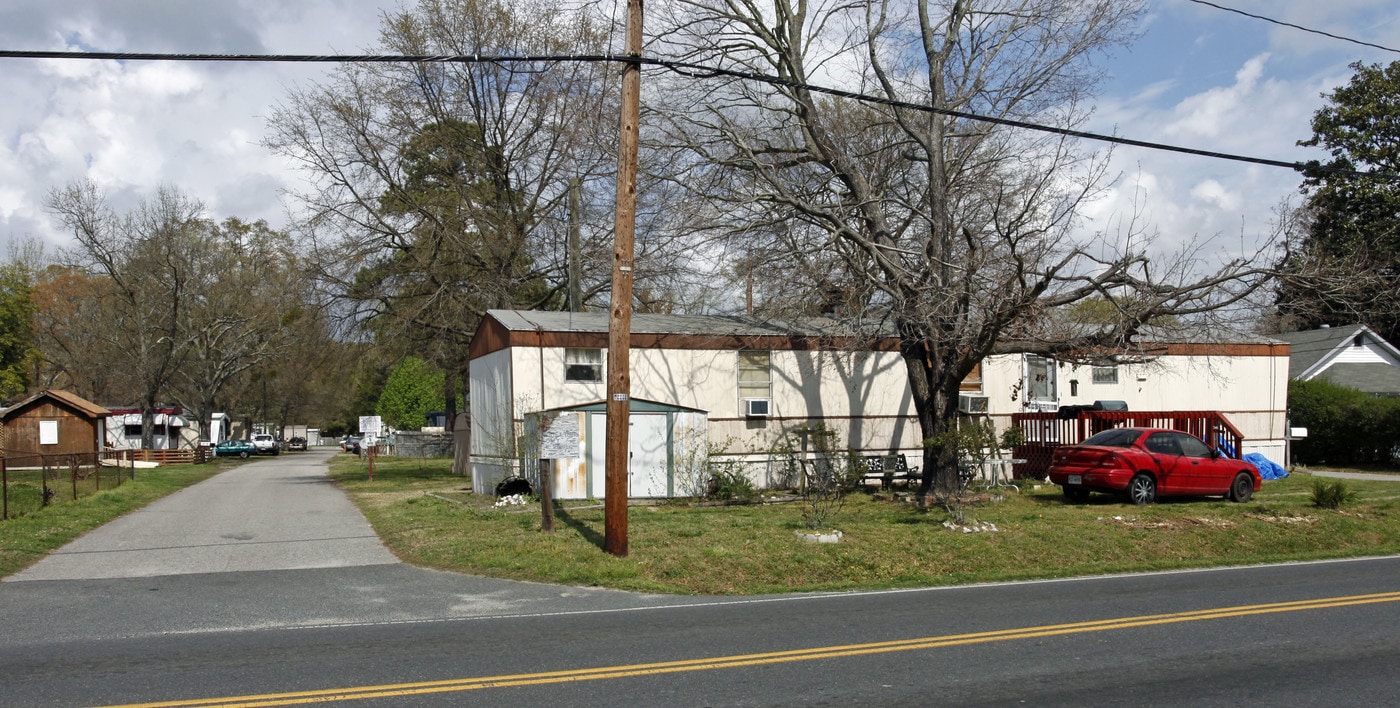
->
xmin=6 ymin=448 xmax=397 ymax=581
xmin=0 ymin=448 xmax=674 ymax=645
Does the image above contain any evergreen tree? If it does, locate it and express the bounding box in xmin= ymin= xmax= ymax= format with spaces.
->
xmin=1279 ymin=61 xmax=1400 ymax=344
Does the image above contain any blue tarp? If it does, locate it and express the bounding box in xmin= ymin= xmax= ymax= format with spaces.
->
xmin=1245 ymin=452 xmax=1289 ymax=480
xmin=1217 ymin=436 xmax=1238 ymax=458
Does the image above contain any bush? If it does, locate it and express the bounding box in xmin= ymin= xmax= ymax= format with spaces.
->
xmin=1289 ymin=379 xmax=1400 ymax=466
xmin=706 ymin=465 xmax=756 ymax=501
xmin=1310 ymin=479 xmax=1357 ymax=509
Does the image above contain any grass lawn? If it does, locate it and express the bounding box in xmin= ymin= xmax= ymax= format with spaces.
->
xmin=0 ymin=460 xmax=225 ymax=578
xmin=329 ymin=455 xmax=1400 ymax=595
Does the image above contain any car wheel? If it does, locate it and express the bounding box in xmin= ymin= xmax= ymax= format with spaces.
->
xmin=239 ymin=451 xmax=249 ymax=459
xmin=1228 ymin=472 xmax=1254 ymax=503
xmin=1127 ymin=473 xmax=1156 ymax=505
xmin=1062 ymin=485 xmax=1091 ymax=502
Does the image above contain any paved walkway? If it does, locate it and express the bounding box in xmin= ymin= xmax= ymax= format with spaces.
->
xmin=6 ymin=448 xmax=398 ymax=581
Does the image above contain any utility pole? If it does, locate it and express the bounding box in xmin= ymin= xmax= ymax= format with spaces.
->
xmin=568 ymin=178 xmax=583 ymax=312
xmin=605 ymin=0 xmax=643 ymax=557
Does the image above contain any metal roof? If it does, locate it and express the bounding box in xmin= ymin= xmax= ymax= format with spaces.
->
xmin=485 ymin=310 xmax=1284 ymax=346
xmin=484 ymin=309 xmax=857 ymax=338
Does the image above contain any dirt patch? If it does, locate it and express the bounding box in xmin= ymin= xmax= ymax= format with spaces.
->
xmin=1097 ymin=515 xmax=1238 ymax=530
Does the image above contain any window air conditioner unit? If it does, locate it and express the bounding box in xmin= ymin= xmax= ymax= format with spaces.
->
xmin=743 ymin=398 xmax=771 ymax=417
xmin=958 ymin=394 xmax=989 ymax=415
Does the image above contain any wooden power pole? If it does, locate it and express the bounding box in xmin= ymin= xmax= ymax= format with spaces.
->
xmin=605 ymin=0 xmax=644 ymax=557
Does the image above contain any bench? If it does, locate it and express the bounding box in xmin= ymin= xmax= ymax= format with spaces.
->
xmin=861 ymin=454 xmax=921 ymax=489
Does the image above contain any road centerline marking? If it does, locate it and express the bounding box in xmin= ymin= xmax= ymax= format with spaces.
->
xmin=104 ymin=590 xmax=1400 ymax=707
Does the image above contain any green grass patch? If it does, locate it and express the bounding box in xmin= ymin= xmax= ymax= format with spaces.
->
xmin=0 ymin=461 xmax=225 ymax=578
xmin=329 ymin=456 xmax=1400 ymax=595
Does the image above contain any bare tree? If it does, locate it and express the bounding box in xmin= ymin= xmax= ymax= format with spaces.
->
xmin=168 ymin=218 xmax=315 ymax=442
xmin=265 ymin=0 xmax=704 ymax=425
xmin=651 ymin=0 xmax=1287 ymax=497
xmin=44 ymin=184 xmax=321 ymax=448
xmin=47 ymin=181 xmax=206 ymax=448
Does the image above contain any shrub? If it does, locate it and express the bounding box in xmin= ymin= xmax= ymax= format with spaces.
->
xmin=1289 ymin=379 xmax=1400 ymax=466
xmin=1310 ymin=479 xmax=1357 ymax=509
xmin=706 ymin=465 xmax=756 ymax=501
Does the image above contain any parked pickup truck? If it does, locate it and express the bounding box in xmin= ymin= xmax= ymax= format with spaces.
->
xmin=251 ymin=433 xmax=280 ymax=455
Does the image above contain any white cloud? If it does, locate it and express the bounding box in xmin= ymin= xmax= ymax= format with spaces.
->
xmin=0 ymin=1 xmax=390 ymax=251
xmin=1189 ymin=179 xmax=1240 ymax=212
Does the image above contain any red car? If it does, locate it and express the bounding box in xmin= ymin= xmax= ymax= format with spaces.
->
xmin=1047 ymin=427 xmax=1260 ymax=505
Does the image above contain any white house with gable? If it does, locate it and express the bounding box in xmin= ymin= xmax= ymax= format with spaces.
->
xmin=1274 ymin=324 xmax=1400 ymax=397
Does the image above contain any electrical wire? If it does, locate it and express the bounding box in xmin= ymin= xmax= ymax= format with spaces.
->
xmin=0 ymin=47 xmax=1390 ymax=180
xmin=1186 ymin=0 xmax=1400 ymax=55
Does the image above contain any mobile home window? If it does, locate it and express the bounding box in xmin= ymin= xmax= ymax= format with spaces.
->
xmin=738 ymin=350 xmax=772 ymax=400
xmin=564 ymin=348 xmax=603 ymax=382
xmin=1092 ymin=365 xmax=1118 ymax=385
xmin=1027 ymin=356 xmax=1055 ymax=401
xmin=959 ymin=362 xmax=983 ymax=392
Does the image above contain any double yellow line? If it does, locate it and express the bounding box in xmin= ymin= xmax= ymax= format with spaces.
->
xmin=112 ymin=590 xmax=1400 ymax=707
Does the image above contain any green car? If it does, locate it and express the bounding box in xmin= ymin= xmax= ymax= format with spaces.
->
xmin=213 ymin=439 xmax=258 ymax=459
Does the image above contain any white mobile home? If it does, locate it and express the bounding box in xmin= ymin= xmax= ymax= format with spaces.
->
xmin=468 ymin=310 xmax=1290 ymax=497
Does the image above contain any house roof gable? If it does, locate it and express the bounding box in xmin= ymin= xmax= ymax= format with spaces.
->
xmin=1273 ymin=324 xmax=1400 ymax=380
xmin=0 ymin=389 xmax=111 ymax=422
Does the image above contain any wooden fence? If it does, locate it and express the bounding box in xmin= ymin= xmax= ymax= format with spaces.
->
xmin=132 ymin=448 xmax=213 ymax=465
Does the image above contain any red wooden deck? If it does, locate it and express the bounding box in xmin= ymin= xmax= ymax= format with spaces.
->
xmin=1010 ymin=410 xmax=1244 ymax=479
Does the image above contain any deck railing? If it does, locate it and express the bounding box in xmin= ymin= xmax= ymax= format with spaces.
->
xmin=1010 ymin=410 xmax=1245 ymax=480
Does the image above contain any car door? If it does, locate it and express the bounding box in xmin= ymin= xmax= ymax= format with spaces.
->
xmin=1143 ymin=432 xmax=1191 ymax=494
xmin=1174 ymin=433 xmax=1231 ymax=493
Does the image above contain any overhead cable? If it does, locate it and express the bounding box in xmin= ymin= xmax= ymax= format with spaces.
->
xmin=1186 ymin=0 xmax=1400 ymax=54
xmin=0 ymin=47 xmax=1390 ymax=181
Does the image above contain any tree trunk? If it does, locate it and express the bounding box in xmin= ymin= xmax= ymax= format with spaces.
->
xmin=443 ymin=365 xmax=458 ymax=433
xmin=903 ymin=334 xmax=964 ymax=500
xmin=140 ymin=392 xmax=158 ymax=450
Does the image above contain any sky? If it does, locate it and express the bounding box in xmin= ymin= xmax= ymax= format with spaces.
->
xmin=2 ymin=0 xmax=1399 ymax=272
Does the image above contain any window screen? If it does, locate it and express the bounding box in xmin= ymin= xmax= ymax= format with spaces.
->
xmin=738 ymin=350 xmax=771 ymax=400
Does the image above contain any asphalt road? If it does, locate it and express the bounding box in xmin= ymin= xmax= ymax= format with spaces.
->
xmin=1 ymin=450 xmax=1398 ymax=706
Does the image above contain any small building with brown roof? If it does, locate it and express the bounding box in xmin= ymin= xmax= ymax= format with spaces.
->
xmin=0 ymin=390 xmax=111 ymax=457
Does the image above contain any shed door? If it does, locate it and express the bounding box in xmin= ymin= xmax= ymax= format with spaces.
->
xmin=588 ymin=414 xmax=607 ymax=498
xmin=587 ymin=412 xmax=669 ymax=498
xmin=629 ymin=414 xmax=669 ymax=497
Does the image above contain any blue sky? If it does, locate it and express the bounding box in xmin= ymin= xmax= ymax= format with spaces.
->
xmin=1076 ymin=0 xmax=1400 ymax=262
xmin=1 ymin=0 xmax=1398 ymax=274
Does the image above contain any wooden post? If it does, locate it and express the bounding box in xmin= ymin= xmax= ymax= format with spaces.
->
xmin=605 ymin=0 xmax=644 ymax=558
xmin=540 ymin=459 xmax=554 ymax=533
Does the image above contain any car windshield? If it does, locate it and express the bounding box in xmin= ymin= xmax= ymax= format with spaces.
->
xmin=1082 ymin=428 xmax=1141 ymax=448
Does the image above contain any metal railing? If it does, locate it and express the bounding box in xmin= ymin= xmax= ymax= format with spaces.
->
xmin=1010 ymin=410 xmax=1245 ymax=480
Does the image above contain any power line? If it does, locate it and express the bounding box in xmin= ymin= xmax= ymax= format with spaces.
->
xmin=0 ymin=47 xmax=1389 ymax=181
xmin=1186 ymin=0 xmax=1400 ymax=54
